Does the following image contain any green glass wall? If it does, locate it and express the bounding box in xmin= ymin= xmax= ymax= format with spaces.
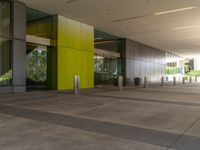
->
xmin=0 ymin=1 xmax=12 ymax=86
xmin=26 ymin=8 xmax=55 ymax=90
xmin=27 ymin=8 xmax=53 ymax=39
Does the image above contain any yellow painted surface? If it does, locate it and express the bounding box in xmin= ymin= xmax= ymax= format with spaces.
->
xmin=57 ymin=16 xmax=94 ymax=90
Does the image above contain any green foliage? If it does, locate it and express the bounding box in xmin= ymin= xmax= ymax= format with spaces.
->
xmin=165 ymin=67 xmax=183 ymax=75
xmin=186 ymin=70 xmax=200 ymax=77
xmin=26 ymin=50 xmax=47 ymax=82
xmin=0 ymin=70 xmax=12 ymax=85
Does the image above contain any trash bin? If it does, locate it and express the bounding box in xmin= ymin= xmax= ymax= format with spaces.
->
xmin=113 ymin=76 xmax=118 ymax=86
xmin=134 ymin=77 xmax=141 ymax=86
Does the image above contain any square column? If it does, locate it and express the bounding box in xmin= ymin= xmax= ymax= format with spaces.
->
xmin=12 ymin=1 xmax=26 ymax=93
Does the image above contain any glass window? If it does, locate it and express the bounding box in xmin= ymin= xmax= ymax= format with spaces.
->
xmin=26 ymin=44 xmax=47 ymax=89
xmin=0 ymin=1 xmax=11 ymax=86
xmin=27 ymin=8 xmax=53 ymax=39
xmin=0 ymin=38 xmax=11 ymax=85
xmin=94 ymin=55 xmax=119 ymax=85
xmin=0 ymin=0 xmax=11 ymax=38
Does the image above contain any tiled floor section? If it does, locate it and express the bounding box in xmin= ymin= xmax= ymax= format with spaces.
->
xmin=1 ymin=83 xmax=200 ymax=150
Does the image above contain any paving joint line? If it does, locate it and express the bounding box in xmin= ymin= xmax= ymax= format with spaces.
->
xmin=166 ymin=113 xmax=200 ymax=150
xmin=82 ymin=94 xmax=200 ymax=108
xmin=126 ymin=89 xmax=200 ymax=96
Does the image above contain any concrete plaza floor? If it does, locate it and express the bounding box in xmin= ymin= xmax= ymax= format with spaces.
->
xmin=1 ymin=84 xmax=200 ymax=150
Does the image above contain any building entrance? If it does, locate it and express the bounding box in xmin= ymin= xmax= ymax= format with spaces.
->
xmin=94 ymin=49 xmax=121 ymax=86
xmin=26 ymin=43 xmax=47 ymax=90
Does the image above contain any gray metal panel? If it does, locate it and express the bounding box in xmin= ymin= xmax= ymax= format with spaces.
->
xmin=129 ymin=42 xmax=135 ymax=59
xmin=0 ymin=86 xmax=12 ymax=94
xmin=151 ymin=48 xmax=155 ymax=63
xmin=135 ymin=60 xmax=141 ymax=77
xmin=124 ymin=39 xmax=167 ymax=85
xmin=125 ymin=40 xmax=130 ymax=58
xmin=163 ymin=52 xmax=167 ymax=65
xmin=126 ymin=59 xmax=130 ymax=78
xmin=155 ymin=50 xmax=159 ymax=64
xmin=135 ymin=43 xmax=140 ymax=60
xmin=150 ymin=63 xmax=155 ymax=81
xmin=146 ymin=48 xmax=151 ymax=62
xmin=13 ymin=1 xmax=26 ymax=40
xmin=141 ymin=61 xmax=146 ymax=78
xmin=140 ymin=45 xmax=146 ymax=61
xmin=13 ymin=39 xmax=26 ymax=87
xmin=155 ymin=64 xmax=159 ymax=81
xmin=146 ymin=62 xmax=151 ymax=79
xmin=13 ymin=86 xmax=26 ymax=93
xmin=161 ymin=65 xmax=165 ymax=77
xmin=130 ymin=59 xmax=135 ymax=77
xmin=158 ymin=50 xmax=161 ymax=64
xmin=158 ymin=64 xmax=161 ymax=79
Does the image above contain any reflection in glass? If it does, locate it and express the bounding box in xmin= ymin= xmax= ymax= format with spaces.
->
xmin=0 ymin=38 xmax=11 ymax=85
xmin=0 ymin=1 xmax=11 ymax=38
xmin=26 ymin=44 xmax=47 ymax=89
xmin=0 ymin=1 xmax=11 ymax=86
xmin=165 ymin=52 xmax=184 ymax=82
xmin=27 ymin=8 xmax=53 ymax=39
xmin=94 ymin=55 xmax=118 ymax=85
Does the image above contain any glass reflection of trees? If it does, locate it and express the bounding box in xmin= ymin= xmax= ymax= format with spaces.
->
xmin=26 ymin=48 xmax=47 ymax=86
xmin=0 ymin=1 xmax=12 ymax=85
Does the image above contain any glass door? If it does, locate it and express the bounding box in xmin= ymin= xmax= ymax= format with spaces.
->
xmin=26 ymin=43 xmax=47 ymax=90
xmin=94 ymin=55 xmax=118 ymax=86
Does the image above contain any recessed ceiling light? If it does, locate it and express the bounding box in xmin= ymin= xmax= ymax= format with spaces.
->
xmin=95 ymin=37 xmax=103 ymax=40
xmin=66 ymin=0 xmax=77 ymax=4
xmin=112 ymin=14 xmax=151 ymax=23
xmin=174 ymin=25 xmax=200 ymax=30
xmin=154 ymin=7 xmax=195 ymax=15
xmin=113 ymin=6 xmax=195 ymax=23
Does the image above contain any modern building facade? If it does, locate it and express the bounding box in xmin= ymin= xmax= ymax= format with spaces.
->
xmin=0 ymin=0 xmax=190 ymax=94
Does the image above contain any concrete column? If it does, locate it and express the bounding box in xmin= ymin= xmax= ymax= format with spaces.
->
xmin=118 ymin=76 xmax=123 ymax=90
xmin=161 ymin=76 xmax=164 ymax=86
xmin=12 ymin=1 xmax=26 ymax=93
xmin=189 ymin=76 xmax=192 ymax=83
xmin=182 ymin=77 xmax=185 ymax=84
xmin=173 ymin=77 xmax=176 ymax=85
xmin=166 ymin=77 xmax=168 ymax=82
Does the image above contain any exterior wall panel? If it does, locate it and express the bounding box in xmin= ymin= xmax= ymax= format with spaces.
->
xmin=57 ymin=16 xmax=94 ymax=90
xmin=124 ymin=39 xmax=166 ymax=85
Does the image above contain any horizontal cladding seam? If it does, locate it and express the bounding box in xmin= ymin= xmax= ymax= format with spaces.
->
xmin=13 ymin=37 xmax=26 ymax=41
xmin=57 ymin=45 xmax=93 ymax=53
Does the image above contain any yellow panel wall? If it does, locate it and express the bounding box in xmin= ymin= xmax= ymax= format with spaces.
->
xmin=57 ymin=16 xmax=94 ymax=90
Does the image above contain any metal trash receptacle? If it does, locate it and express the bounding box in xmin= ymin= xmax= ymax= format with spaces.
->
xmin=134 ymin=77 xmax=141 ymax=86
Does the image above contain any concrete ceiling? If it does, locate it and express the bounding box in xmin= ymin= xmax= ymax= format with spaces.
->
xmin=19 ymin=0 xmax=200 ymax=58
